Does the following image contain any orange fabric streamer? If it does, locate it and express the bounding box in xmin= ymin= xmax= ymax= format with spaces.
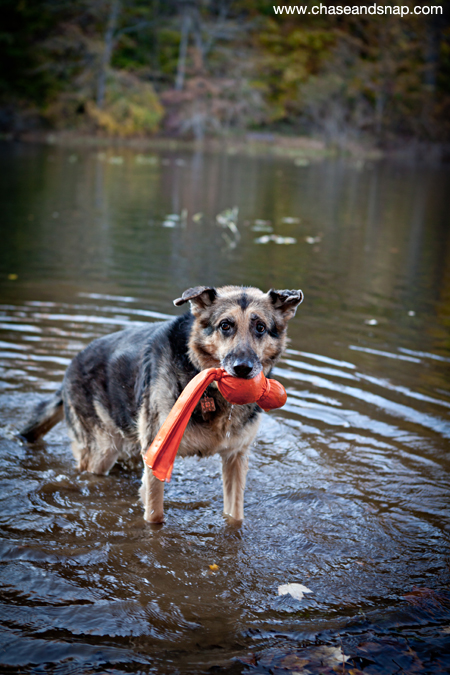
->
xmin=144 ymin=368 xmax=287 ymax=483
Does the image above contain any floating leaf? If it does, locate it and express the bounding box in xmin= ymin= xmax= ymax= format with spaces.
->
xmin=7 ymin=274 xmax=18 ymax=281
xmin=252 ymin=221 xmax=273 ymax=232
xmin=135 ymin=154 xmax=158 ymax=165
xmin=277 ymin=583 xmax=312 ymax=600
xmin=273 ymin=235 xmax=296 ymax=244
xmin=209 ymin=563 xmax=219 ymax=572
xmin=192 ymin=212 xmax=203 ymax=222
xmin=109 ymin=156 xmax=124 ymax=165
xmin=216 ymin=207 xmax=239 ymax=228
xmin=255 ymin=235 xmax=296 ymax=245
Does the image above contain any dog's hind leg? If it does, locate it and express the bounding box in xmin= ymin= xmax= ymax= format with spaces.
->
xmin=140 ymin=464 xmax=164 ymax=523
xmin=221 ymin=450 xmax=249 ymax=521
xmin=65 ymin=400 xmax=120 ymax=475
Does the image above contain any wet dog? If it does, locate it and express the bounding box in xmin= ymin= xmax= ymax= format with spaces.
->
xmin=20 ymin=285 xmax=303 ymax=522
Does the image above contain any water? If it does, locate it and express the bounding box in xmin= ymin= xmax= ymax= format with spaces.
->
xmin=0 ymin=142 xmax=449 ymax=674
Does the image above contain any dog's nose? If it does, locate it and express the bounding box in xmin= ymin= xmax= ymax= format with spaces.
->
xmin=232 ymin=360 xmax=253 ymax=378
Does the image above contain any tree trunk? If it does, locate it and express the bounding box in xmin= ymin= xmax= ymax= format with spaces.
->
xmin=97 ymin=0 xmax=121 ymax=109
xmin=175 ymin=7 xmax=191 ymax=91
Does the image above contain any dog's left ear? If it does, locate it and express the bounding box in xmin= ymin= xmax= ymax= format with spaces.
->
xmin=268 ymin=289 xmax=304 ymax=321
xmin=174 ymin=286 xmax=217 ymax=314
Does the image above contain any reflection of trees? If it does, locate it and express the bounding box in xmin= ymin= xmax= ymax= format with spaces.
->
xmin=1 ymin=147 xmax=449 ymax=353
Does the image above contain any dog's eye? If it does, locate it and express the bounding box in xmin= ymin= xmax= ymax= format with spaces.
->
xmin=220 ymin=321 xmax=232 ymax=332
xmin=256 ymin=323 xmax=266 ymax=334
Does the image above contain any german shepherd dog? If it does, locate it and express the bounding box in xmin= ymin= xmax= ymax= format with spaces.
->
xmin=20 ymin=286 xmax=303 ymax=523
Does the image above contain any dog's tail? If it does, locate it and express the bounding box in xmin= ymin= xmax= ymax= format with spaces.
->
xmin=20 ymin=388 xmax=64 ymax=442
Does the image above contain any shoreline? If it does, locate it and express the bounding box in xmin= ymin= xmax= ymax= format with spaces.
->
xmin=1 ymin=130 xmax=447 ymax=164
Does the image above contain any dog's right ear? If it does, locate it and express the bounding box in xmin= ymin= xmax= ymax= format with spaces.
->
xmin=173 ymin=286 xmax=217 ymax=314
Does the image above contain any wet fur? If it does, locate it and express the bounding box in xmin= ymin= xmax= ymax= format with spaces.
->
xmin=20 ymin=285 xmax=303 ymax=523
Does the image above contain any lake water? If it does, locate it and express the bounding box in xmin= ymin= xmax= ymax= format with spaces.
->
xmin=0 ymin=142 xmax=449 ymax=674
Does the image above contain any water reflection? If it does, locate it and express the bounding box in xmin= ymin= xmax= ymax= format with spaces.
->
xmin=0 ymin=144 xmax=449 ymax=674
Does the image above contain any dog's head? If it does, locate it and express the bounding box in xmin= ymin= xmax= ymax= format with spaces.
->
xmin=174 ymin=285 xmax=303 ymax=378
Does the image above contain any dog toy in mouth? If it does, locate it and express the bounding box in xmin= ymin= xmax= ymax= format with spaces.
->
xmin=144 ymin=368 xmax=287 ymax=483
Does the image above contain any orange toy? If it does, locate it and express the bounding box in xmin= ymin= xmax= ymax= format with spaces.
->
xmin=144 ymin=368 xmax=287 ymax=483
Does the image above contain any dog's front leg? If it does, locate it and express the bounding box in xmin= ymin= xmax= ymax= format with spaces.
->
xmin=140 ymin=464 xmax=165 ymax=523
xmin=221 ymin=450 xmax=249 ymax=521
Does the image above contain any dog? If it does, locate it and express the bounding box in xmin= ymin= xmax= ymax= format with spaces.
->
xmin=20 ymin=285 xmax=303 ymax=523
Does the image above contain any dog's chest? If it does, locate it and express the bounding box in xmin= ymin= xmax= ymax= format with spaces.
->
xmin=178 ymin=408 xmax=260 ymax=459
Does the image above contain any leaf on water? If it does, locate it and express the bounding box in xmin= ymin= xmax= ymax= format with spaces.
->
xmin=216 ymin=207 xmax=239 ymax=227
xmin=135 ymin=154 xmax=158 ymax=165
xmin=294 ymin=158 xmax=310 ymax=167
xmin=209 ymin=563 xmax=219 ymax=572
xmin=252 ymin=223 xmax=273 ymax=232
xmin=7 ymin=274 xmax=18 ymax=281
xmin=277 ymin=583 xmax=312 ymax=600
xmin=254 ymin=235 xmax=271 ymax=244
xmin=277 ymin=646 xmax=351 ymax=673
xmin=192 ymin=212 xmax=203 ymax=222
xmin=255 ymin=235 xmax=296 ymax=245
xmin=273 ymin=235 xmax=296 ymax=244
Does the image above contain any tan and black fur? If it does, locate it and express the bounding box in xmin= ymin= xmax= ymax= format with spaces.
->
xmin=20 ymin=285 xmax=303 ymax=523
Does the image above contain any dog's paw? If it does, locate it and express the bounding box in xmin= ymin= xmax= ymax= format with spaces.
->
xmin=144 ymin=510 xmax=165 ymax=524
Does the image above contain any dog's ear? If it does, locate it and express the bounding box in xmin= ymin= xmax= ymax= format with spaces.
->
xmin=268 ymin=289 xmax=303 ymax=320
xmin=173 ymin=286 xmax=217 ymax=313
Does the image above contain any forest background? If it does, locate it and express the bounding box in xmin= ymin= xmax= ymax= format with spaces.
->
xmin=1 ymin=0 xmax=449 ymax=151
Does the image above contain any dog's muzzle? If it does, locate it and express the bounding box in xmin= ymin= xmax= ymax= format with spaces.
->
xmin=223 ymin=350 xmax=262 ymax=379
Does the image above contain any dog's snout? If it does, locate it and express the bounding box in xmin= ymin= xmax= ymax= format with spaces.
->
xmin=232 ymin=359 xmax=254 ymax=379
